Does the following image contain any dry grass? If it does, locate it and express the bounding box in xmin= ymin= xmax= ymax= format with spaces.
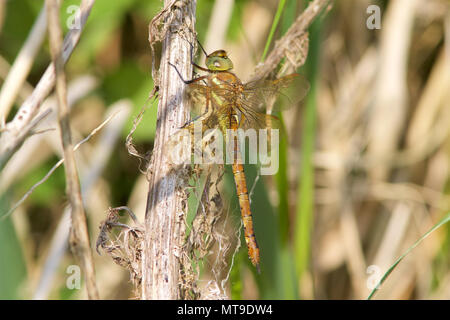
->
xmin=0 ymin=0 xmax=449 ymax=300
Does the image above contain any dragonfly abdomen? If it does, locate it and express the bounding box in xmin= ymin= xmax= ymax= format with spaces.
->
xmin=231 ymin=140 xmax=260 ymax=272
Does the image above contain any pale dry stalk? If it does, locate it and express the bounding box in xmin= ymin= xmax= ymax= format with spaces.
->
xmin=142 ymin=0 xmax=196 ymax=300
xmin=45 ymin=0 xmax=98 ymax=300
xmin=0 ymin=0 xmax=95 ymax=170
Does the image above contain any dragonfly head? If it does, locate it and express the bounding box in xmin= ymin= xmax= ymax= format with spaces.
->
xmin=205 ymin=50 xmax=234 ymax=71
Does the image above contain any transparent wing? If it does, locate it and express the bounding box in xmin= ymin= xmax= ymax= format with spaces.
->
xmin=186 ymin=73 xmax=308 ymax=131
xmin=241 ymin=73 xmax=309 ymax=112
xmin=238 ymin=107 xmax=280 ymax=131
xmin=185 ymin=82 xmax=210 ymax=117
xmin=165 ymin=110 xmax=223 ymax=165
xmin=204 ymin=73 xmax=309 ymax=129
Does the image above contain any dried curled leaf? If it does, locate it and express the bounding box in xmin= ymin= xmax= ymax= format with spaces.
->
xmin=96 ymin=207 xmax=144 ymax=289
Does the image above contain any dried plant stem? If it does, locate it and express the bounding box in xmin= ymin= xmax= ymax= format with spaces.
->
xmin=0 ymin=6 xmax=47 ymax=118
xmin=46 ymin=0 xmax=98 ymax=300
xmin=0 ymin=75 xmax=98 ymax=195
xmin=0 ymin=110 xmax=120 ymax=221
xmin=33 ymin=104 xmax=130 ymax=299
xmin=204 ymin=0 xmax=234 ymax=50
xmin=367 ymin=0 xmax=417 ymax=181
xmin=0 ymin=0 xmax=95 ymax=170
xmin=142 ymin=0 xmax=196 ymax=300
xmin=250 ymin=0 xmax=330 ymax=81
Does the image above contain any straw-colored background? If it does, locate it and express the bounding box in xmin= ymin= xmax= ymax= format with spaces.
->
xmin=0 ymin=0 xmax=449 ymax=299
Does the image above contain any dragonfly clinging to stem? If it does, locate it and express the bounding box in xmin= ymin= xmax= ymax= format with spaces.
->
xmin=168 ymin=40 xmax=309 ymax=272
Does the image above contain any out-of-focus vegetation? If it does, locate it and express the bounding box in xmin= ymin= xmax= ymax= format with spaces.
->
xmin=0 ymin=0 xmax=449 ymax=299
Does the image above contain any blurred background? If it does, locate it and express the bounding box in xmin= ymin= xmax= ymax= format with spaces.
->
xmin=0 ymin=0 xmax=449 ymax=299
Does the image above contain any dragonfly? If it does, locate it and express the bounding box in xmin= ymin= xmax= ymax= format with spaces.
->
xmin=168 ymin=42 xmax=308 ymax=272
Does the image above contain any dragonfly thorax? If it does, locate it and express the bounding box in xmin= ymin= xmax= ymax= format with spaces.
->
xmin=213 ymin=71 xmax=242 ymax=86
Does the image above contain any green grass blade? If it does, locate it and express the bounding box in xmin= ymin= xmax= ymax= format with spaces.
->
xmin=281 ymin=0 xmax=297 ymax=33
xmin=230 ymin=249 xmax=243 ymax=300
xmin=260 ymin=0 xmax=287 ymax=62
xmin=294 ymin=17 xmax=321 ymax=282
xmin=275 ymin=116 xmax=290 ymax=246
xmin=367 ymin=212 xmax=450 ymax=300
xmin=186 ymin=171 xmax=209 ymax=238
xmin=0 ymin=195 xmax=27 ymax=299
xmin=276 ymin=0 xmax=297 ymax=247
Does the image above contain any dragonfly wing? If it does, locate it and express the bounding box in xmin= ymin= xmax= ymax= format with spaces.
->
xmin=235 ymin=110 xmax=281 ymax=155
xmin=238 ymin=107 xmax=281 ymax=131
xmin=186 ymin=83 xmax=210 ymax=117
xmin=166 ymin=112 xmax=222 ymax=165
xmin=187 ymin=81 xmax=234 ymax=118
xmin=241 ymin=73 xmax=310 ymax=112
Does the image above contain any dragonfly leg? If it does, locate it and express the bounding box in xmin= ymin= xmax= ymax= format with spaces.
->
xmin=196 ymin=37 xmax=209 ymax=57
xmin=181 ymin=113 xmax=204 ymax=128
xmin=168 ymin=62 xmax=208 ymax=85
xmin=187 ymin=38 xmax=210 ymax=72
